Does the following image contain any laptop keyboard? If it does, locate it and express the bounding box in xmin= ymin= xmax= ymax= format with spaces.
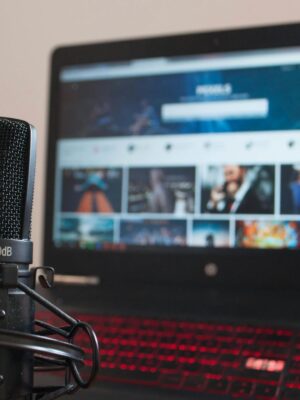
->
xmin=47 ymin=313 xmax=300 ymax=399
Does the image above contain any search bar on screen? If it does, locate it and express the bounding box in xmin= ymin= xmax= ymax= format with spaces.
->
xmin=161 ymin=98 xmax=269 ymax=121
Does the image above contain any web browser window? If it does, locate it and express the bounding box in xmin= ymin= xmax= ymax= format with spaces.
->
xmin=53 ymin=48 xmax=300 ymax=250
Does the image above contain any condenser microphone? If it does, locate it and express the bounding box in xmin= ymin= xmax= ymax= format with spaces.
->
xmin=0 ymin=117 xmax=36 ymax=399
xmin=0 ymin=118 xmax=99 ymax=400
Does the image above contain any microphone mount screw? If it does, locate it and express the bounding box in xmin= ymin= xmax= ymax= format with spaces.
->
xmin=0 ymin=375 xmax=3 ymax=384
xmin=0 ymin=310 xmax=5 ymax=318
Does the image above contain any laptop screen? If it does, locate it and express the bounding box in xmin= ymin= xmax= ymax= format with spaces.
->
xmin=53 ymin=46 xmax=300 ymax=252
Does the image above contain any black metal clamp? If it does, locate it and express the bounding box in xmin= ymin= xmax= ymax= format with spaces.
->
xmin=0 ymin=265 xmax=100 ymax=400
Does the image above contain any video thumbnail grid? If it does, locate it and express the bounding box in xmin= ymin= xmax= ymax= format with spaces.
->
xmin=54 ymin=164 xmax=300 ymax=250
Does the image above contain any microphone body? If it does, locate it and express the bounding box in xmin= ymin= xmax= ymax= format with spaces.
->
xmin=0 ymin=118 xmax=36 ymax=399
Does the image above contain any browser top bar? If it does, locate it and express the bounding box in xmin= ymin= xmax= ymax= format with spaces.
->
xmin=60 ymin=47 xmax=300 ymax=82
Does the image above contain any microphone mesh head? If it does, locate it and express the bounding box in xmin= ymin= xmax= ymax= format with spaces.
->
xmin=0 ymin=118 xmax=31 ymax=239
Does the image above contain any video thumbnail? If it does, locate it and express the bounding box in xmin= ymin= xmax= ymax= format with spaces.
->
xmin=61 ymin=168 xmax=122 ymax=213
xmin=58 ymin=216 xmax=114 ymax=248
xmin=128 ymin=167 xmax=195 ymax=214
xmin=281 ymin=164 xmax=300 ymax=214
xmin=201 ymin=164 xmax=275 ymax=214
xmin=57 ymin=217 xmax=80 ymax=244
xmin=236 ymin=220 xmax=300 ymax=248
xmin=191 ymin=220 xmax=230 ymax=247
xmin=120 ymin=219 xmax=187 ymax=246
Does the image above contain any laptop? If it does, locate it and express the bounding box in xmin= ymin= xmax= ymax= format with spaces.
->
xmin=43 ymin=23 xmax=300 ymax=399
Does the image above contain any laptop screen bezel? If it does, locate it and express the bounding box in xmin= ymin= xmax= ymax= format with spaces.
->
xmin=44 ymin=22 xmax=300 ymax=290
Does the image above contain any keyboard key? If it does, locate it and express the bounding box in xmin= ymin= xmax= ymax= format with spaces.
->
xmin=119 ymin=357 xmax=139 ymax=366
xmin=157 ymin=348 xmax=176 ymax=356
xmin=198 ymin=354 xmax=219 ymax=365
xmin=119 ymin=344 xmax=136 ymax=351
xmin=206 ymin=378 xmax=229 ymax=393
xmin=263 ymin=347 xmax=289 ymax=357
xmin=201 ymin=364 xmax=223 ymax=374
xmin=286 ymin=373 xmax=300 ymax=387
xmin=183 ymin=374 xmax=205 ymax=389
xmin=289 ymin=361 xmax=300 ymax=373
xmin=178 ymin=350 xmax=196 ymax=358
xmin=231 ymin=368 xmax=280 ymax=383
xmin=220 ymin=354 xmax=239 ymax=365
xmin=140 ymin=358 xmax=158 ymax=368
xmin=160 ymin=335 xmax=176 ymax=344
xmin=101 ymin=355 xmax=118 ymax=363
xmin=160 ymin=373 xmax=181 ymax=386
xmin=282 ymin=388 xmax=300 ymax=399
xmin=220 ymin=342 xmax=240 ymax=353
xmin=179 ymin=338 xmax=198 ymax=346
xmin=230 ymin=381 xmax=253 ymax=396
xmin=258 ymin=334 xmax=291 ymax=343
xmin=181 ymin=363 xmax=199 ymax=372
xmin=160 ymin=361 xmax=178 ymax=371
xmin=237 ymin=332 xmax=255 ymax=339
xmin=254 ymin=384 xmax=277 ymax=397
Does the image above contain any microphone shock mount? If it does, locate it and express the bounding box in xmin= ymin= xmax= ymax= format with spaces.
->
xmin=0 ymin=263 xmax=100 ymax=400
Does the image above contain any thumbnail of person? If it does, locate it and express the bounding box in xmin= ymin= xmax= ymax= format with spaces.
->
xmin=58 ymin=216 xmax=114 ymax=248
xmin=191 ymin=220 xmax=230 ymax=247
xmin=128 ymin=167 xmax=195 ymax=214
xmin=61 ymin=168 xmax=122 ymax=213
xmin=129 ymin=99 xmax=161 ymax=135
xmin=120 ymin=219 xmax=187 ymax=246
xmin=235 ymin=220 xmax=300 ymax=249
xmin=201 ymin=165 xmax=275 ymax=214
xmin=281 ymin=164 xmax=300 ymax=214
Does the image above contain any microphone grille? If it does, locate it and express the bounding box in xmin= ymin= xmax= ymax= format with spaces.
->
xmin=0 ymin=118 xmax=31 ymax=239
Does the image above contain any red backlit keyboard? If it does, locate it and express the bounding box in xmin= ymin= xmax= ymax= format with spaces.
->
xmin=48 ymin=313 xmax=300 ymax=399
